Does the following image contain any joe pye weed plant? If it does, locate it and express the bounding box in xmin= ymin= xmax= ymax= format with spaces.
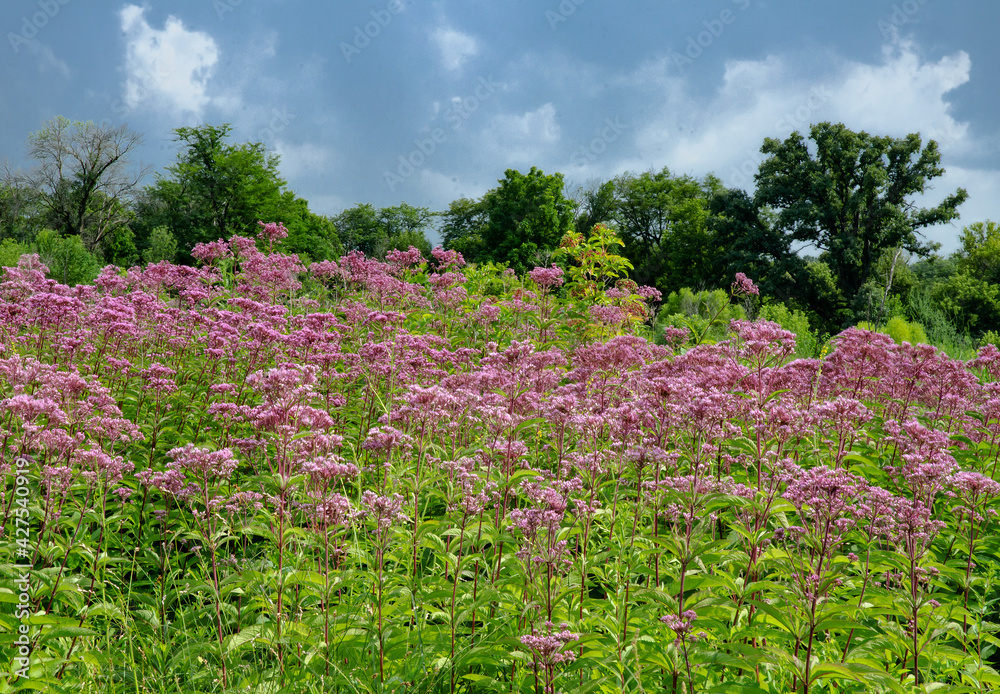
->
xmin=1 ymin=223 xmax=1000 ymax=692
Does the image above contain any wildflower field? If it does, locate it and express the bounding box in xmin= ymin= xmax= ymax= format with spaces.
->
xmin=2 ymin=223 xmax=1000 ymax=693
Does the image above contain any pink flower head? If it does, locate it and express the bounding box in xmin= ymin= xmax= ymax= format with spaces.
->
xmin=431 ymin=246 xmax=466 ymax=269
xmin=519 ymin=622 xmax=580 ymax=665
xmin=660 ymin=609 xmax=698 ymax=638
xmin=361 ymin=426 xmax=414 ymax=456
xmin=528 ymin=264 xmax=565 ymax=290
xmin=257 ymin=220 xmax=289 ymax=243
xmin=732 ymin=272 xmax=759 ymax=296
xmin=637 ymin=285 xmax=662 ymax=301
xmin=167 ymin=444 xmax=240 ymax=481
xmin=361 ymin=490 xmax=407 ymax=531
xmin=589 ymin=304 xmax=627 ymax=327
xmin=385 ymin=246 xmax=425 ymax=270
xmin=191 ymin=239 xmax=233 ymax=265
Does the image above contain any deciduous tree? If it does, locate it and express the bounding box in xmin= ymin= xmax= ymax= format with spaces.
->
xmin=2 ymin=116 xmax=148 ymax=254
xmin=136 ymin=124 xmax=339 ymax=262
xmin=754 ymin=122 xmax=967 ymax=308
xmin=479 ymin=167 xmax=574 ymax=272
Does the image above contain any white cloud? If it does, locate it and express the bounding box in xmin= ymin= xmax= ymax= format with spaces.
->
xmin=24 ymin=41 xmax=70 ymax=79
xmin=431 ymin=27 xmax=479 ymax=72
xmin=120 ymin=5 xmax=219 ymax=117
xmin=272 ymin=140 xmax=333 ymax=179
xmin=622 ymin=39 xmax=973 ymax=195
xmin=826 ymin=41 xmax=971 ymax=153
xmin=921 ymin=165 xmax=1000 ymax=249
xmin=480 ymin=103 xmax=561 ymax=166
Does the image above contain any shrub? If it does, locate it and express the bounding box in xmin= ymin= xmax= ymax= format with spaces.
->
xmin=758 ymin=301 xmax=820 ymax=357
xmin=34 ymin=228 xmax=102 ymax=286
xmin=143 ymin=225 xmax=179 ymax=264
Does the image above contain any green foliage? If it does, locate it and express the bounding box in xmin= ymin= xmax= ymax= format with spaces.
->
xmin=268 ymin=191 xmax=342 ymax=262
xmin=34 ymin=228 xmax=102 ymax=285
xmin=479 ymin=167 xmax=575 ymax=272
xmin=385 ymin=229 xmax=431 ymax=256
xmin=610 ymin=167 xmax=722 ymax=290
xmin=100 ymin=223 xmax=139 ymax=267
xmin=0 ymin=177 xmax=45 ymax=243
xmin=858 ymin=316 xmax=929 ymax=345
xmin=657 ymin=286 xmax=746 ymax=344
xmin=800 ymin=258 xmax=851 ymax=334
xmin=136 ymin=123 xmax=339 ymax=263
xmin=143 ymin=225 xmax=179 ymax=264
xmin=905 ymin=283 xmax=972 ymax=356
xmin=0 ymin=238 xmax=32 ymax=267
xmin=933 ymin=272 xmax=1000 ymax=338
xmin=440 ymin=196 xmax=488 ymax=259
xmin=334 ymin=202 xmax=432 ymax=258
xmin=552 ymin=223 xmax=633 ymax=299
xmin=15 ymin=116 xmax=147 ymax=252
xmin=755 ymin=121 xmax=968 ymax=309
xmin=331 ymin=202 xmax=381 ymax=255
xmin=758 ymin=301 xmax=820 ymax=357
xmin=571 ymin=179 xmax=616 ymax=234
xmin=955 ymin=220 xmax=1000 ymax=285
xmin=705 ymin=188 xmax=804 ymax=301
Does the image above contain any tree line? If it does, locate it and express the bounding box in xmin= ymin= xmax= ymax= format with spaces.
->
xmin=1 ymin=116 xmax=997 ymax=346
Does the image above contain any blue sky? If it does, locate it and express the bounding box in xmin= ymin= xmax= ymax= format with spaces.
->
xmin=1 ymin=0 xmax=997 ymax=252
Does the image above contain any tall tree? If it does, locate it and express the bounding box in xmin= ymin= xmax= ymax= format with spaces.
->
xmin=610 ymin=167 xmax=723 ymax=289
xmin=2 ymin=116 xmax=148 ymax=254
xmin=440 ymin=196 xmax=488 ymax=261
xmin=137 ymin=124 xmax=339 ymax=262
xmin=0 ymin=174 xmax=44 ymax=243
xmin=953 ymin=220 xmax=1000 ymax=285
xmin=706 ymin=188 xmax=804 ymax=300
xmin=333 ymin=202 xmax=432 ymax=258
xmin=754 ymin=122 xmax=968 ymax=307
xmin=147 ymin=124 xmax=285 ymax=250
xmin=479 ymin=167 xmax=574 ymax=272
xmin=570 ymin=179 xmax=616 ymax=236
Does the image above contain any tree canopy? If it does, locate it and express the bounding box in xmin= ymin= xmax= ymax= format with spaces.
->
xmin=755 ymin=122 xmax=968 ymax=307
xmin=478 ymin=167 xmax=575 ymax=271
xmin=135 ymin=124 xmax=339 ymax=262
xmin=610 ymin=168 xmax=723 ymax=289
xmin=1 ymin=116 xmax=148 ymax=255
xmin=333 ymin=202 xmax=433 ymax=258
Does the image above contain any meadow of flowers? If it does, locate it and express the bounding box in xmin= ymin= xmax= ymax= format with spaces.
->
xmin=1 ymin=222 xmax=1000 ymax=693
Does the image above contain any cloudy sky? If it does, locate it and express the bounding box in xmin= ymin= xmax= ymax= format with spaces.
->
xmin=1 ymin=0 xmax=996 ymax=251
